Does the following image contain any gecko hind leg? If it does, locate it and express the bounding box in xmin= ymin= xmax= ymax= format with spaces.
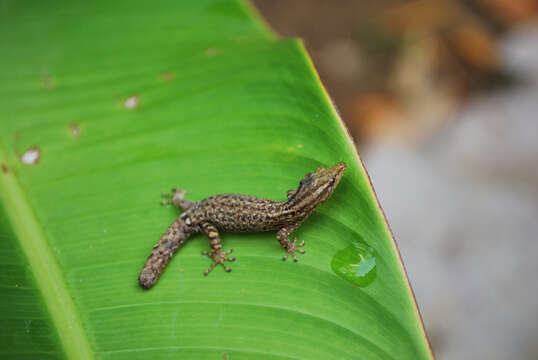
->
xmin=201 ymin=248 xmax=235 ymax=275
xmin=200 ymin=223 xmax=235 ymax=276
xmin=161 ymin=188 xmax=195 ymax=210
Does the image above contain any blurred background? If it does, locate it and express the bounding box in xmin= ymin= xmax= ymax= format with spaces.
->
xmin=252 ymin=1 xmax=538 ymax=359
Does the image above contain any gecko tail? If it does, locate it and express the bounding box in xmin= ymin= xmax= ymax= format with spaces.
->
xmin=139 ymin=267 xmax=159 ymax=289
xmin=139 ymin=216 xmax=194 ymax=289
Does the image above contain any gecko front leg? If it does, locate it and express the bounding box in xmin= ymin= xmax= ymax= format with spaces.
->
xmin=200 ymin=223 xmax=235 ymax=276
xmin=277 ymin=226 xmax=306 ymax=262
xmin=161 ymin=188 xmax=196 ymax=210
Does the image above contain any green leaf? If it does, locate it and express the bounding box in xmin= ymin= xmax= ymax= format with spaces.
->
xmin=0 ymin=1 xmax=432 ymax=359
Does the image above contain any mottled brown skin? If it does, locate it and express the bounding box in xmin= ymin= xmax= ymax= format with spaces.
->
xmin=139 ymin=162 xmax=346 ymax=289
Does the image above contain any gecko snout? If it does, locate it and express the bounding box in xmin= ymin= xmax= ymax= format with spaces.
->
xmin=330 ymin=162 xmax=347 ymax=184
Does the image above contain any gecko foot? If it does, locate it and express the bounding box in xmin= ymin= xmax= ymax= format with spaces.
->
xmin=282 ymin=237 xmax=306 ymax=262
xmin=160 ymin=188 xmax=187 ymax=205
xmin=161 ymin=188 xmax=195 ymax=211
xmin=201 ymin=248 xmax=236 ymax=276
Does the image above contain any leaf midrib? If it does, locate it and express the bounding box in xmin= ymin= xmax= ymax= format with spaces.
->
xmin=0 ymin=150 xmax=93 ymax=359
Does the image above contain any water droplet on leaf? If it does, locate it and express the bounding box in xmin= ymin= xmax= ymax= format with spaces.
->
xmin=331 ymin=241 xmax=376 ymax=287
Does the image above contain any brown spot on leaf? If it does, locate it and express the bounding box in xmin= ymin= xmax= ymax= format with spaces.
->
xmin=42 ymin=75 xmax=56 ymax=89
xmin=160 ymin=72 xmax=175 ymax=82
xmin=1 ymin=164 xmax=8 ymax=173
xmin=205 ymin=48 xmax=221 ymax=57
xmin=124 ymin=95 xmax=140 ymax=110
xmin=20 ymin=147 xmax=41 ymax=165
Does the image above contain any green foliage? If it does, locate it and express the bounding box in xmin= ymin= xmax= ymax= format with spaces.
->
xmin=0 ymin=1 xmax=432 ymax=359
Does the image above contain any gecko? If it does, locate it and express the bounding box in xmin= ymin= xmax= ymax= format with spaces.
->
xmin=139 ymin=162 xmax=346 ymax=289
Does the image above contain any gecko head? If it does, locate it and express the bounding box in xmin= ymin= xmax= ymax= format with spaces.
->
xmin=292 ymin=162 xmax=347 ymax=207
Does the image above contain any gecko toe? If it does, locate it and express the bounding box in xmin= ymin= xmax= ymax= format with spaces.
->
xmin=291 ymin=251 xmax=298 ymax=262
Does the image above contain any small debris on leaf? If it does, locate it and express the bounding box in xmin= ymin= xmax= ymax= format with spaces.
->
xmin=70 ymin=123 xmax=81 ymax=139
xmin=124 ymin=95 xmax=140 ymax=110
xmin=20 ymin=147 xmax=41 ymax=165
